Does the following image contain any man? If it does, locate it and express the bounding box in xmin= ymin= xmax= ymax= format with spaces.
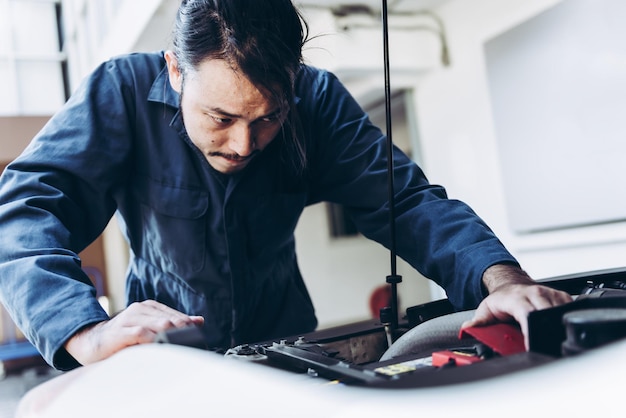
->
xmin=0 ymin=0 xmax=570 ymax=370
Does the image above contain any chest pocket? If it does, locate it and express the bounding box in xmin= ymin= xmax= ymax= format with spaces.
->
xmin=132 ymin=177 xmax=209 ymax=279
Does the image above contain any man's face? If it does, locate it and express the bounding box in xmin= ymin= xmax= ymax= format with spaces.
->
xmin=165 ymin=51 xmax=285 ymax=174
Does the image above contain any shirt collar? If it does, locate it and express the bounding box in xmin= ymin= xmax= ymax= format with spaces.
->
xmin=147 ymin=65 xmax=180 ymax=109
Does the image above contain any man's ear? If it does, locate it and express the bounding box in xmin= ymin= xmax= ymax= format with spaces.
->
xmin=164 ymin=50 xmax=182 ymax=93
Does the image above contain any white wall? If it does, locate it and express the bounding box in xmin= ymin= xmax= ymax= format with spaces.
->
xmin=414 ymin=0 xmax=626 ymax=280
xmin=484 ymin=0 xmax=626 ymax=233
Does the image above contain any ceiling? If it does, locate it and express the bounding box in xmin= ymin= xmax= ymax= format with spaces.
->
xmin=294 ymin=0 xmax=449 ymax=13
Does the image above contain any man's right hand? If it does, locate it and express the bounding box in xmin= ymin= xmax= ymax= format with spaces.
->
xmin=64 ymin=300 xmax=205 ymax=366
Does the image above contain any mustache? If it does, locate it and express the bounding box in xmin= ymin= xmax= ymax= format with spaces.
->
xmin=208 ymin=150 xmax=260 ymax=161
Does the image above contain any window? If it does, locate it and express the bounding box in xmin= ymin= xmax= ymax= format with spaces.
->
xmin=0 ymin=0 xmax=68 ymax=116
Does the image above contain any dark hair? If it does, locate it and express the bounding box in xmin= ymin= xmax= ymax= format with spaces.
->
xmin=172 ymin=0 xmax=309 ymax=174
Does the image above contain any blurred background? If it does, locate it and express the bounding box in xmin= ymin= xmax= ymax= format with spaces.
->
xmin=1 ymin=0 xmax=626 ymax=368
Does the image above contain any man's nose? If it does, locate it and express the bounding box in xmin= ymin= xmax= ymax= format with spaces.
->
xmin=229 ymin=124 xmax=256 ymax=157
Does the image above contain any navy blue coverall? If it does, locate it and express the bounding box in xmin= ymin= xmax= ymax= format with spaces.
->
xmin=0 ymin=52 xmax=518 ymax=370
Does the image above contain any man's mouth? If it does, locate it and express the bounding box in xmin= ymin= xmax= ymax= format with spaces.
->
xmin=211 ymin=151 xmax=259 ymax=163
xmin=208 ymin=151 xmax=262 ymax=172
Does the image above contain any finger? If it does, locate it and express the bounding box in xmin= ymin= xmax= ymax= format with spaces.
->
xmin=135 ymin=312 xmax=195 ymax=332
xmin=548 ymin=288 xmax=574 ymax=305
xmin=460 ymin=319 xmax=474 ymax=329
xmin=525 ymin=287 xmax=573 ymax=311
xmin=464 ymin=301 xmax=531 ymax=350
xmin=127 ymin=301 xmax=203 ymax=328
xmin=133 ymin=300 xmax=193 ymax=319
xmin=519 ymin=288 xmax=571 ymax=350
xmin=145 ymin=301 xmax=204 ymax=326
xmin=461 ymin=302 xmax=505 ymax=329
xmin=466 ymin=292 xmax=533 ymax=328
xmin=462 ymin=307 xmax=491 ymax=329
xmin=517 ymin=314 xmax=530 ymax=350
xmin=117 ymin=324 xmax=159 ymax=347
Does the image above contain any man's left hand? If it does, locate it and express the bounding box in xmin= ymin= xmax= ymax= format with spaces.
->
xmin=461 ymin=264 xmax=573 ymax=348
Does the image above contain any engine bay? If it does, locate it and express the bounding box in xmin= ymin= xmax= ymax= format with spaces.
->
xmin=157 ymin=267 xmax=626 ymax=388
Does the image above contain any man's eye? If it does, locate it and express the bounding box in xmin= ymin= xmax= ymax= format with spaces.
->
xmin=210 ymin=115 xmax=232 ymax=124
xmin=260 ymin=113 xmax=282 ymax=123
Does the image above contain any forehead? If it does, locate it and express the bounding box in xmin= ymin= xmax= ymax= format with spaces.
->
xmin=183 ymin=59 xmax=278 ymax=116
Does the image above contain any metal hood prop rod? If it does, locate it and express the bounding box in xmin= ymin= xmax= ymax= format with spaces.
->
xmin=380 ymin=0 xmax=402 ymax=335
